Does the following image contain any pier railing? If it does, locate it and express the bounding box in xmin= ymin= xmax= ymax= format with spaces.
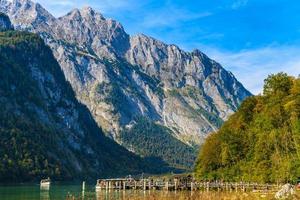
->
xmin=95 ymin=178 xmax=281 ymax=192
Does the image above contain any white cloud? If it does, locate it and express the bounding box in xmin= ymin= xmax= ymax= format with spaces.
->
xmin=32 ymin=0 xmax=74 ymax=6
xmin=202 ymin=45 xmax=300 ymax=94
xmin=89 ymin=0 xmax=137 ymax=14
xmin=231 ymin=0 xmax=248 ymax=9
xmin=48 ymin=1 xmax=74 ymax=6
xmin=34 ymin=0 xmax=137 ymax=17
xmin=141 ymin=6 xmax=212 ymax=28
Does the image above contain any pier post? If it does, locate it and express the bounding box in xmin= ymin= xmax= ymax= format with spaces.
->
xmin=148 ymin=180 xmax=151 ymax=190
xmin=123 ymin=181 xmax=126 ymax=190
xmin=174 ymin=179 xmax=178 ymax=191
xmin=105 ymin=181 xmax=108 ymax=191
xmin=82 ymin=181 xmax=85 ymax=191
xmin=134 ymin=181 xmax=137 ymax=190
xmin=165 ymin=181 xmax=169 ymax=191
xmin=109 ymin=181 xmax=112 ymax=190
xmin=143 ymin=180 xmax=146 ymax=191
xmin=235 ymin=183 xmax=238 ymax=192
xmin=191 ymin=181 xmax=194 ymax=191
xmin=207 ymin=182 xmax=209 ymax=192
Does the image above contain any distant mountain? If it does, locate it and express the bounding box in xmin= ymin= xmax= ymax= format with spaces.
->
xmin=0 ymin=13 xmax=160 ymax=182
xmin=0 ymin=0 xmax=251 ymax=170
xmin=195 ymin=73 xmax=300 ymax=183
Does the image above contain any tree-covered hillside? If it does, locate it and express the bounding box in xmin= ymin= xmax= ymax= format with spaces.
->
xmin=195 ymin=73 xmax=300 ymax=183
xmin=119 ymin=117 xmax=197 ymax=171
xmin=0 ymin=30 xmax=155 ymax=182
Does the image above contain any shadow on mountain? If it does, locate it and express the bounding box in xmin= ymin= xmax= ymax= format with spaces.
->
xmin=0 ymin=30 xmax=162 ymax=182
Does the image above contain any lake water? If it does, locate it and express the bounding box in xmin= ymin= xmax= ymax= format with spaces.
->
xmin=0 ymin=184 xmax=276 ymax=200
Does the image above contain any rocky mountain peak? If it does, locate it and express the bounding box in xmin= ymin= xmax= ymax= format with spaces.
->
xmin=1 ymin=0 xmax=130 ymax=57
xmin=131 ymin=33 xmax=171 ymax=50
xmin=56 ymin=5 xmax=129 ymax=57
xmin=1 ymin=0 xmax=55 ymax=30
xmin=80 ymin=6 xmax=98 ymax=17
xmin=0 ymin=12 xmax=13 ymax=31
xmin=63 ymin=6 xmax=103 ymax=20
xmin=12 ymin=0 xmax=33 ymax=6
xmin=191 ymin=49 xmax=205 ymax=57
xmin=0 ymin=1 xmax=252 ymax=168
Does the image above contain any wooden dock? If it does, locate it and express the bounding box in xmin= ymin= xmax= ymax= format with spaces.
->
xmin=95 ymin=177 xmax=281 ymax=192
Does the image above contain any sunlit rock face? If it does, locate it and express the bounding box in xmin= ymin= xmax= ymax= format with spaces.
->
xmin=0 ymin=0 xmax=251 ymax=148
xmin=0 ymin=28 xmax=150 ymax=180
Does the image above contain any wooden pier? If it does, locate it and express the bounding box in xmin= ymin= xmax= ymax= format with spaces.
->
xmin=95 ymin=177 xmax=281 ymax=192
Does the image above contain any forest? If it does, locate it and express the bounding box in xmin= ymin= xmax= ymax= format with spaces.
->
xmin=120 ymin=117 xmax=197 ymax=171
xmin=195 ymin=73 xmax=300 ymax=183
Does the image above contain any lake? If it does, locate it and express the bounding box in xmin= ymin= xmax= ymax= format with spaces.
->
xmin=0 ymin=184 xmax=276 ymax=200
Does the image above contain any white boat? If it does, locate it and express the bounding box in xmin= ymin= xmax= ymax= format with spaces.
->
xmin=40 ymin=177 xmax=51 ymax=190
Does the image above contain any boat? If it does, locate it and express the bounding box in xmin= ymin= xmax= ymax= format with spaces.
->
xmin=40 ymin=177 xmax=51 ymax=190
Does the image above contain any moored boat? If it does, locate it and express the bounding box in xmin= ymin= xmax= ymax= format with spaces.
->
xmin=40 ymin=177 xmax=51 ymax=189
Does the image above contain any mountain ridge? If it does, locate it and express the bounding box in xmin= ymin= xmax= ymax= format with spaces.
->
xmin=0 ymin=0 xmax=251 ymax=169
xmin=0 ymin=13 xmax=165 ymax=181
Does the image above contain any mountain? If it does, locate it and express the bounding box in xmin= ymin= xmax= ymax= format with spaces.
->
xmin=0 ymin=13 xmax=161 ymax=182
xmin=195 ymin=73 xmax=300 ymax=183
xmin=0 ymin=0 xmax=251 ymax=170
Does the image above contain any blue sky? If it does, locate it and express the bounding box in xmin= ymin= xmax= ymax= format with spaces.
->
xmin=33 ymin=0 xmax=300 ymax=94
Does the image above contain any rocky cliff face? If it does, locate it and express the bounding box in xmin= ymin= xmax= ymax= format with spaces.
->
xmin=0 ymin=0 xmax=251 ymax=169
xmin=0 ymin=14 xmax=157 ymax=181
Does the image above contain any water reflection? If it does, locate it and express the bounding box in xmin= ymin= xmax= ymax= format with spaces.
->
xmin=40 ymin=190 xmax=49 ymax=200
xmin=0 ymin=185 xmax=276 ymax=200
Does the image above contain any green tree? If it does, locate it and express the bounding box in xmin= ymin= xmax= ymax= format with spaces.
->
xmin=263 ymin=72 xmax=293 ymax=96
xmin=195 ymin=72 xmax=300 ymax=183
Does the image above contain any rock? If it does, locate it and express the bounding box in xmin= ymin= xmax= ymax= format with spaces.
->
xmin=275 ymin=184 xmax=296 ymax=199
xmin=0 ymin=0 xmax=252 ymax=168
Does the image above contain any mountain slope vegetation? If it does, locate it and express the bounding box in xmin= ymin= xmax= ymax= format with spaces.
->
xmin=195 ymin=73 xmax=300 ymax=183
xmin=0 ymin=29 xmax=156 ymax=182
xmin=120 ymin=117 xmax=197 ymax=171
